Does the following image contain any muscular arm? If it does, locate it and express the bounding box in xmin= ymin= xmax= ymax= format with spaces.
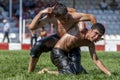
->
xmin=88 ymin=43 xmax=111 ymax=76
xmin=29 ymin=7 xmax=53 ymax=34
xmin=79 ymin=13 xmax=97 ymax=25
xmin=73 ymin=12 xmax=97 ymax=25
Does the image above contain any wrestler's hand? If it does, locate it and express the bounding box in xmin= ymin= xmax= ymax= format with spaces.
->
xmin=38 ymin=69 xmax=45 ymax=74
xmin=41 ymin=7 xmax=53 ymax=14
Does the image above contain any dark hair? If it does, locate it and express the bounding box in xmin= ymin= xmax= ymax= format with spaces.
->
xmin=91 ymin=23 xmax=105 ymax=35
xmin=52 ymin=3 xmax=68 ymax=17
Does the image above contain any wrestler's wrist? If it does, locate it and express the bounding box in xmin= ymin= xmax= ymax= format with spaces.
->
xmin=41 ymin=7 xmax=53 ymax=14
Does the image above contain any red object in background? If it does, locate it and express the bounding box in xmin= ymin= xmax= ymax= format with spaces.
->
xmin=95 ymin=45 xmax=105 ymax=51
xmin=117 ymin=45 xmax=120 ymax=51
xmin=22 ymin=44 xmax=30 ymax=50
xmin=0 ymin=43 xmax=9 ymax=50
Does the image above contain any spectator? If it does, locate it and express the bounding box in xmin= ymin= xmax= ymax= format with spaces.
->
xmin=28 ymin=8 xmax=36 ymax=19
xmin=109 ymin=0 xmax=118 ymax=11
xmin=2 ymin=19 xmax=10 ymax=43
xmin=0 ymin=11 xmax=3 ymax=22
xmin=30 ymin=32 xmax=37 ymax=47
xmin=99 ymin=0 xmax=108 ymax=12
xmin=26 ymin=22 xmax=37 ymax=47
xmin=32 ymin=27 xmax=47 ymax=44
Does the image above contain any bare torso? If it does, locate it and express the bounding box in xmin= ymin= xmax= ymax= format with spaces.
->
xmin=47 ymin=10 xmax=93 ymax=51
xmin=49 ymin=10 xmax=79 ymax=37
xmin=54 ymin=22 xmax=93 ymax=51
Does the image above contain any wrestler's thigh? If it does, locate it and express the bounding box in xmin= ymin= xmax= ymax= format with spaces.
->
xmin=30 ymin=34 xmax=60 ymax=58
xmin=51 ymin=48 xmax=77 ymax=74
xmin=69 ymin=48 xmax=81 ymax=62
xmin=40 ymin=34 xmax=60 ymax=49
xmin=50 ymin=48 xmax=69 ymax=68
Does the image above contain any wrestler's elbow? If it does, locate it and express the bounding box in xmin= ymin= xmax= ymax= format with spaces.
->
xmin=29 ymin=26 xmax=33 ymax=30
xmin=89 ymin=14 xmax=97 ymax=24
xmin=29 ymin=24 xmax=36 ymax=31
xmin=89 ymin=14 xmax=95 ymax=19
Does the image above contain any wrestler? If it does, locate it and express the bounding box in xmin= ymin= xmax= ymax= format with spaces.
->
xmin=28 ymin=3 xmax=97 ymax=73
xmin=46 ymin=23 xmax=111 ymax=76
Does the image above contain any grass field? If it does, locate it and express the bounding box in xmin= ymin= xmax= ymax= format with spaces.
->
xmin=0 ymin=50 xmax=120 ymax=80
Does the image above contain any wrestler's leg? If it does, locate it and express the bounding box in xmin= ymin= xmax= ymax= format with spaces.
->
xmin=50 ymin=48 xmax=77 ymax=74
xmin=28 ymin=57 xmax=39 ymax=72
xmin=68 ymin=48 xmax=81 ymax=74
xmin=28 ymin=34 xmax=60 ymax=72
xmin=69 ymin=48 xmax=88 ymax=74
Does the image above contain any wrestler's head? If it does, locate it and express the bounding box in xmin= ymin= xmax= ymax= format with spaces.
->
xmin=88 ymin=23 xmax=105 ymax=42
xmin=52 ymin=3 xmax=68 ymax=18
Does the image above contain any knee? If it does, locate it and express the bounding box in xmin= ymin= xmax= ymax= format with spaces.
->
xmin=30 ymin=41 xmax=43 ymax=58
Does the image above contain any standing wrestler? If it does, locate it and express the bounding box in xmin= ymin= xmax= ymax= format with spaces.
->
xmin=28 ymin=3 xmax=97 ymax=73
xmin=41 ymin=23 xmax=111 ymax=76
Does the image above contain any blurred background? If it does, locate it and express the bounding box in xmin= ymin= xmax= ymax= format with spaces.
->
xmin=0 ymin=0 xmax=120 ymax=51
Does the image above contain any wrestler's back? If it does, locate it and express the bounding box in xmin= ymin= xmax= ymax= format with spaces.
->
xmin=56 ymin=19 xmax=76 ymax=37
xmin=54 ymin=11 xmax=80 ymax=37
xmin=54 ymin=22 xmax=91 ymax=51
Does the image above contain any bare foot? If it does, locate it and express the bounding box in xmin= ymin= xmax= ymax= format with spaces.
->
xmin=38 ymin=68 xmax=59 ymax=75
xmin=38 ymin=68 xmax=49 ymax=74
xmin=42 ymin=68 xmax=49 ymax=72
xmin=38 ymin=69 xmax=45 ymax=74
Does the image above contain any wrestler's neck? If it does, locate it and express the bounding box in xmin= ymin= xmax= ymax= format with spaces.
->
xmin=84 ymin=30 xmax=90 ymax=40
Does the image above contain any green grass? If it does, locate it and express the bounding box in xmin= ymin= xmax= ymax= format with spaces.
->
xmin=0 ymin=50 xmax=120 ymax=80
